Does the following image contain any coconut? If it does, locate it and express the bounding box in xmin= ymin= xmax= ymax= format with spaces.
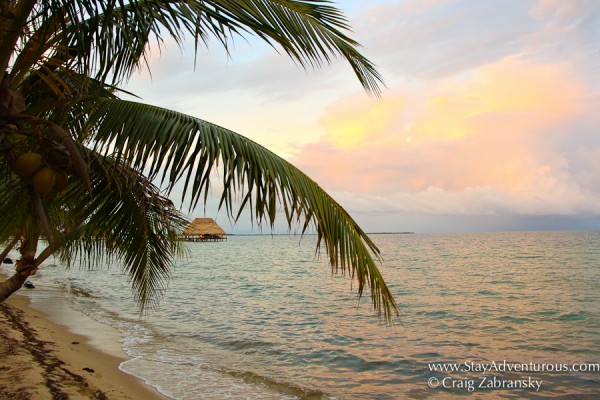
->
xmin=53 ymin=171 xmax=69 ymax=192
xmin=32 ymin=168 xmax=56 ymax=195
xmin=14 ymin=152 xmax=42 ymax=181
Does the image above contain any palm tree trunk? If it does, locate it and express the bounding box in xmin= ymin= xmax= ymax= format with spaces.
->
xmin=0 ymin=237 xmax=23 ymax=302
xmin=0 ymin=214 xmax=60 ymax=303
xmin=0 ymin=236 xmax=19 ymax=262
xmin=0 ymin=236 xmax=37 ymax=303
xmin=0 ymin=254 xmax=37 ymax=303
xmin=0 ymin=271 xmax=29 ymax=302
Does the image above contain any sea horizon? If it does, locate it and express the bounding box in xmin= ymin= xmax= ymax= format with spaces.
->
xmin=215 ymin=227 xmax=599 ymax=236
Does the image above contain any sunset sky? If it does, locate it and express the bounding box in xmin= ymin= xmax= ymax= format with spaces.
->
xmin=124 ymin=0 xmax=600 ymax=233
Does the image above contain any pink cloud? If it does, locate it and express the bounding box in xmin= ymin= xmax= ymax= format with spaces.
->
xmin=290 ymin=58 xmax=599 ymax=216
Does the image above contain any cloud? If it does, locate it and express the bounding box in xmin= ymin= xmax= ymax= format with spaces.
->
xmin=350 ymin=0 xmax=600 ymax=87
xmin=352 ymin=0 xmax=539 ymax=79
xmin=320 ymin=97 xmax=406 ymax=149
xmin=527 ymin=0 xmax=600 ymax=73
xmin=125 ymin=30 xmax=361 ymax=109
xmin=289 ymin=57 xmax=600 ymax=217
xmin=532 ymin=0 xmax=600 ymax=24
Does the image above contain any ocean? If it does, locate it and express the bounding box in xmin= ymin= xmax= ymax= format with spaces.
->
xmin=3 ymin=231 xmax=600 ymax=399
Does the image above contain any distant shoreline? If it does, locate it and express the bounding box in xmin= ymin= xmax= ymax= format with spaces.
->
xmin=368 ymin=232 xmax=415 ymax=235
xmin=226 ymin=232 xmax=415 ymax=236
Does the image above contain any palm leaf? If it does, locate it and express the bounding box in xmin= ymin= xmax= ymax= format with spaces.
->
xmin=0 ymin=171 xmax=31 ymax=245
xmin=0 ymin=135 xmax=187 ymax=311
xmin=53 ymin=150 xmax=188 ymax=311
xmin=80 ymin=98 xmax=398 ymax=320
xmin=13 ymin=0 xmax=382 ymax=93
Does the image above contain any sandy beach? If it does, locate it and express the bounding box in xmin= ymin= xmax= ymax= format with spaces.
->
xmin=0 ymin=288 xmax=168 ymax=400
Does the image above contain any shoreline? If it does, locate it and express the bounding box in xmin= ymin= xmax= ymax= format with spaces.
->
xmin=0 ymin=272 xmax=169 ymax=400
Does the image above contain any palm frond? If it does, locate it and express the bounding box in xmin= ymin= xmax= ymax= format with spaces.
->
xmin=81 ymin=98 xmax=398 ymax=320
xmin=210 ymin=0 xmax=384 ymax=94
xmin=1 ymin=133 xmax=187 ymax=311
xmin=13 ymin=0 xmax=382 ymax=93
xmin=53 ymin=150 xmax=188 ymax=312
xmin=0 ymin=171 xmax=31 ymax=244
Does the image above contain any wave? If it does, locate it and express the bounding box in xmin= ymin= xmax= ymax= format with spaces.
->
xmin=62 ymin=279 xmax=96 ymax=298
xmin=217 ymin=367 xmax=332 ymax=400
xmin=224 ymin=338 xmax=276 ymax=351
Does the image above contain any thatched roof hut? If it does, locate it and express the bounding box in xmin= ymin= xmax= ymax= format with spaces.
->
xmin=181 ymin=218 xmax=227 ymax=241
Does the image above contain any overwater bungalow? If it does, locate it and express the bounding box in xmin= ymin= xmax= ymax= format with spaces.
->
xmin=181 ymin=218 xmax=227 ymax=242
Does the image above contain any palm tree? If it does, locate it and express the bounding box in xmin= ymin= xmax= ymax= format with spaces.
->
xmin=0 ymin=0 xmax=399 ymax=320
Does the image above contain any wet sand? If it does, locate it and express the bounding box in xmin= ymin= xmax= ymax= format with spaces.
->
xmin=0 ymin=289 xmax=168 ymax=400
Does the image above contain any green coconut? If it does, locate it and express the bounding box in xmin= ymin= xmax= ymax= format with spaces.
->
xmin=32 ymin=168 xmax=56 ymax=195
xmin=14 ymin=152 xmax=42 ymax=181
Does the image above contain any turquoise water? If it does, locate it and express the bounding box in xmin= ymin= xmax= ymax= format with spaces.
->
xmin=3 ymin=231 xmax=600 ymax=398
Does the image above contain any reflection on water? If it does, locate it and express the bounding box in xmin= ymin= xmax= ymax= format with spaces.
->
xmin=4 ymin=231 xmax=600 ymax=399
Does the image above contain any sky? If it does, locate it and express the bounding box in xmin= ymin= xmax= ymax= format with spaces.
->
xmin=123 ymin=0 xmax=600 ymax=234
